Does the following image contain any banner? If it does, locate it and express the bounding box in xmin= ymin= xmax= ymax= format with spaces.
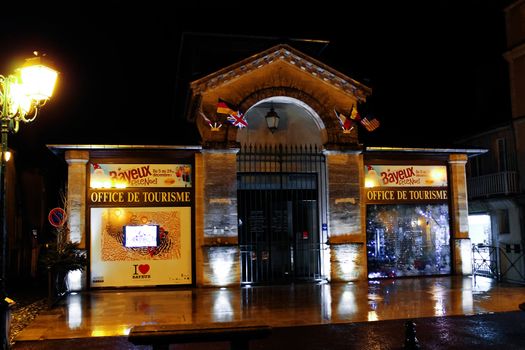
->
xmin=90 ymin=163 xmax=192 ymax=188
xmin=365 ymin=165 xmax=447 ymax=188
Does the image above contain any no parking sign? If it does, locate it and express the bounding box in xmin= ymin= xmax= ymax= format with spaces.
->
xmin=48 ymin=208 xmax=67 ymax=227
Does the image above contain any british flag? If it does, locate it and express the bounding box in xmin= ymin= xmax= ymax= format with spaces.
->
xmin=227 ymin=110 xmax=248 ymax=128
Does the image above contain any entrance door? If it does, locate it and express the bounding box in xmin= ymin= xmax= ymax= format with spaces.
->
xmin=469 ymin=214 xmax=497 ymax=277
xmin=238 ymin=175 xmax=321 ymax=284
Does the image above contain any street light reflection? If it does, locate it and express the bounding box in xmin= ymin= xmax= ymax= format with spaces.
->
xmin=338 ymin=289 xmax=357 ymax=317
xmin=67 ymin=293 xmax=82 ymax=329
xmin=212 ymin=289 xmax=233 ymax=322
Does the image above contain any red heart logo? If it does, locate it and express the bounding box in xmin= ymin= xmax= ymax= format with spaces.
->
xmin=138 ymin=264 xmax=150 ymax=274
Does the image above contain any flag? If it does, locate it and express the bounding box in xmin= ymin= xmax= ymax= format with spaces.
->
xmin=334 ymin=108 xmax=354 ymax=133
xmin=217 ymin=98 xmax=237 ymax=116
xmin=217 ymin=98 xmax=248 ymax=128
xmin=360 ymin=116 xmax=380 ymax=132
xmin=350 ymin=104 xmax=361 ymax=121
xmin=200 ymin=112 xmax=222 ymax=131
xmin=227 ymin=110 xmax=248 ymax=128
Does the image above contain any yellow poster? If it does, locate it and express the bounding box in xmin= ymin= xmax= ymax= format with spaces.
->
xmin=90 ymin=207 xmax=191 ymax=287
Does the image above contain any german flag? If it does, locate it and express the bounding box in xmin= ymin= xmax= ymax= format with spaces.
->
xmin=217 ymin=98 xmax=237 ymax=115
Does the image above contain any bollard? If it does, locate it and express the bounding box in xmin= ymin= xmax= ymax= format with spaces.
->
xmin=404 ymin=320 xmax=421 ymax=350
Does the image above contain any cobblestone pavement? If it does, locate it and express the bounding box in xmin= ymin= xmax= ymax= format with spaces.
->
xmin=7 ymin=280 xmax=48 ymax=347
xmin=10 ymin=298 xmax=47 ymax=346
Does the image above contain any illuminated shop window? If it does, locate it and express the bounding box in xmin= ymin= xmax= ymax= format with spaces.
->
xmin=366 ymin=204 xmax=451 ymax=278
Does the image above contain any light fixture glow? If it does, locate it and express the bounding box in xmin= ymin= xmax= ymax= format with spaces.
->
xmin=20 ymin=56 xmax=58 ymax=101
xmin=265 ymin=107 xmax=280 ymax=133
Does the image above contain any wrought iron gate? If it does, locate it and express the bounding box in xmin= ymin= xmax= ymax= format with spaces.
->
xmin=237 ymin=144 xmax=327 ymax=284
xmin=472 ymin=243 xmax=525 ymax=284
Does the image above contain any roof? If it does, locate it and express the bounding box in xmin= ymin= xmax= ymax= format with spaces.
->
xmin=190 ymin=44 xmax=371 ymax=97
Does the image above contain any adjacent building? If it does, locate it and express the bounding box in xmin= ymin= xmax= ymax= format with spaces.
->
xmin=454 ymin=0 xmax=525 ymax=284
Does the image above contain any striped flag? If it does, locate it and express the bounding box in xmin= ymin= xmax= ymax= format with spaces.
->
xmin=334 ymin=108 xmax=354 ymax=133
xmin=217 ymin=98 xmax=237 ymax=116
xmin=360 ymin=116 xmax=380 ymax=132
xmin=350 ymin=105 xmax=361 ymax=121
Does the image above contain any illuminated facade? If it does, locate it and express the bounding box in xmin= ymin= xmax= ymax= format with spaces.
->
xmin=50 ymin=45 xmax=477 ymax=288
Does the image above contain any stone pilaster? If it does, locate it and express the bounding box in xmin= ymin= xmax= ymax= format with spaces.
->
xmin=197 ymin=149 xmax=240 ymax=286
xmin=64 ymin=150 xmax=89 ymax=248
xmin=448 ymin=153 xmax=472 ymax=275
xmin=324 ymin=150 xmax=366 ymax=282
xmin=194 ymin=153 xmax=205 ymax=286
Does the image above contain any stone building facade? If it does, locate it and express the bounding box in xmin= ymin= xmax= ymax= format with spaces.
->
xmin=50 ymin=45 xmax=475 ymax=289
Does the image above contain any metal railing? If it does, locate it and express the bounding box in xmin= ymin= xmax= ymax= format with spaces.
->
xmin=472 ymin=243 xmax=525 ymax=284
xmin=467 ymin=171 xmax=520 ymax=198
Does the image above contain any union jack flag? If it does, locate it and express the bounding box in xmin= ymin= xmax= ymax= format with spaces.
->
xmin=227 ymin=110 xmax=248 ymax=128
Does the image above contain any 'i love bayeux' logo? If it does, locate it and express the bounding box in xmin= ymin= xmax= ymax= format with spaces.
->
xmin=132 ymin=264 xmax=151 ymax=279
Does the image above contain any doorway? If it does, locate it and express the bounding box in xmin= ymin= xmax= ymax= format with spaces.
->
xmin=237 ymin=145 xmax=326 ymax=284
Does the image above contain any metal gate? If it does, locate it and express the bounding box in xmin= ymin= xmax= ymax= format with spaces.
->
xmin=472 ymin=243 xmax=525 ymax=284
xmin=237 ymin=144 xmax=327 ymax=284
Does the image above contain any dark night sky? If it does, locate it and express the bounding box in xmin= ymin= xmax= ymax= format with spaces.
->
xmin=0 ymin=1 xmax=513 ymax=169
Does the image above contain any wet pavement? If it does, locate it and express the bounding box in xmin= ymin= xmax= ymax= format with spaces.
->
xmin=11 ymin=276 xmax=525 ymax=349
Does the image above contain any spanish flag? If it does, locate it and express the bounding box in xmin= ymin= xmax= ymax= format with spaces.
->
xmin=350 ymin=104 xmax=361 ymax=121
xmin=217 ymin=98 xmax=237 ymax=115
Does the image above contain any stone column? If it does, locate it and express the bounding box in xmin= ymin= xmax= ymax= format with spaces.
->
xmin=448 ymin=153 xmax=472 ymax=275
xmin=196 ymin=149 xmax=240 ymax=287
xmin=64 ymin=150 xmax=89 ymax=248
xmin=324 ymin=150 xmax=366 ymax=282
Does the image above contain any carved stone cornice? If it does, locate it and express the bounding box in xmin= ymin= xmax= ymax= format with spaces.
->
xmin=190 ymin=44 xmax=371 ymax=100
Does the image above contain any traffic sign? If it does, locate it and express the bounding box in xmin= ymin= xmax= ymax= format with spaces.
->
xmin=48 ymin=207 xmax=67 ymax=227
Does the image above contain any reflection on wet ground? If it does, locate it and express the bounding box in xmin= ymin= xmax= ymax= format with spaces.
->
xmin=15 ymin=276 xmax=525 ymax=341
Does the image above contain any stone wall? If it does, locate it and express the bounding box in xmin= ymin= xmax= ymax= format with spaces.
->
xmin=448 ymin=154 xmax=472 ymax=275
xmin=325 ymin=151 xmax=366 ymax=282
xmin=196 ymin=150 xmax=240 ymax=286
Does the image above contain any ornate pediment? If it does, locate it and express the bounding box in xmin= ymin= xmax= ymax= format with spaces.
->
xmin=186 ymin=44 xmax=372 ymax=149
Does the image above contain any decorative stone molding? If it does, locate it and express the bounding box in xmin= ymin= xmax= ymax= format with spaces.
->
xmin=190 ymin=44 xmax=371 ymax=100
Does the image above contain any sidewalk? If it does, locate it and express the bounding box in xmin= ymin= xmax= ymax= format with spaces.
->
xmin=11 ymin=276 xmax=525 ymax=349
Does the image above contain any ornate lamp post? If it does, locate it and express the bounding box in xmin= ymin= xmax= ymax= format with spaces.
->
xmin=0 ymin=52 xmax=58 ymax=349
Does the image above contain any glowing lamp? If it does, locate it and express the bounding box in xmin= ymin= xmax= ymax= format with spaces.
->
xmin=265 ymin=107 xmax=280 ymax=133
xmin=20 ymin=55 xmax=58 ymax=101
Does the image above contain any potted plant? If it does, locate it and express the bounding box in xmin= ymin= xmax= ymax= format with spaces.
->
xmin=41 ymin=203 xmax=87 ymax=305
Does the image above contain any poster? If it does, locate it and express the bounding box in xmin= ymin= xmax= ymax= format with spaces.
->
xmin=90 ymin=207 xmax=192 ymax=287
xmin=365 ymin=165 xmax=447 ymax=188
xmin=90 ymin=163 xmax=192 ymax=188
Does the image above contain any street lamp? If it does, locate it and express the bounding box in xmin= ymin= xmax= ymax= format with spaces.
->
xmin=0 ymin=52 xmax=58 ymax=349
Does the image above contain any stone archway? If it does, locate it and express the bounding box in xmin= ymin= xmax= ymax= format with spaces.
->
xmin=236 ymin=95 xmax=327 ymax=146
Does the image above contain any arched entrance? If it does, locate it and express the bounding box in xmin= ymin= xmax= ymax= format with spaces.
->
xmin=236 ymin=97 xmax=328 ymax=284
